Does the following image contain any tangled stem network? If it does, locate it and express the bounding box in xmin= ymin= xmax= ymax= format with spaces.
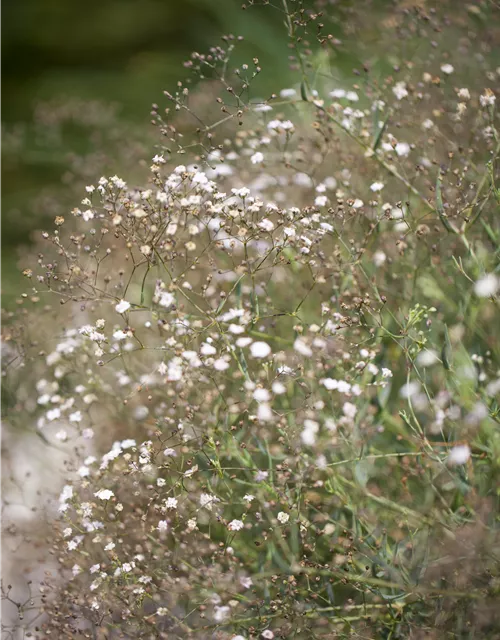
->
xmin=2 ymin=1 xmax=500 ymax=638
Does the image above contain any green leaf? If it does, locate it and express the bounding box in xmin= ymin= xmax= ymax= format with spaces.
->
xmin=436 ymin=174 xmax=454 ymax=233
xmin=442 ymin=324 xmax=452 ymax=371
xmin=372 ymin=114 xmax=389 ymax=152
xmin=300 ymin=80 xmax=309 ymax=102
xmin=354 ymin=459 xmax=373 ymax=488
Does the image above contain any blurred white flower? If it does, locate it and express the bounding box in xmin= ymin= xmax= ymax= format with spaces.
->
xmin=250 ymin=341 xmax=271 ymax=358
xmin=115 ymin=300 xmax=131 ymax=314
xmin=447 ymin=444 xmax=471 ymax=466
xmin=440 ymin=63 xmax=454 ymax=75
xmin=228 ymin=519 xmax=244 ymax=531
xmin=94 ymin=489 xmax=114 ymax=501
xmin=474 ymin=273 xmax=498 ymax=297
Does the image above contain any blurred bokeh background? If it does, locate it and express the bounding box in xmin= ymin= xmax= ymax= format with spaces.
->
xmin=5 ymin=0 xmax=389 ymax=307
xmin=1 ymin=0 xmax=296 ymax=300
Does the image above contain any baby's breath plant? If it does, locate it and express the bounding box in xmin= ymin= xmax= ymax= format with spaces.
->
xmin=2 ymin=1 xmax=500 ymax=638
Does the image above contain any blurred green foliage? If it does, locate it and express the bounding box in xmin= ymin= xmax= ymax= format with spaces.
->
xmin=2 ymin=0 xmax=312 ymax=294
xmin=2 ymin=0 xmax=296 ymax=125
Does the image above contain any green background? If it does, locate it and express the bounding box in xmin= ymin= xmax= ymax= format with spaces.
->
xmin=3 ymin=0 xmax=316 ymax=298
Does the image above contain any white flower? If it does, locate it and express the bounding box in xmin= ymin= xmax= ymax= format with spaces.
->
xmin=392 ymin=82 xmax=408 ymax=100
xmin=200 ymin=342 xmax=217 ymax=356
xmin=329 ymin=88 xmax=346 ymax=99
xmin=115 ymin=300 xmax=131 ymax=314
xmin=200 ymin=493 xmax=220 ymax=510
xmin=67 ymin=536 xmax=83 ymax=551
xmin=184 ymin=464 xmax=198 ymax=478
xmin=157 ymin=520 xmax=168 ymax=532
xmin=293 ymin=338 xmax=312 ymax=357
xmin=251 ymin=151 xmax=264 ymax=164
xmin=257 ymin=403 xmax=273 ymax=422
xmin=46 ymin=408 xmax=61 ymax=421
xmin=165 ymin=497 xmax=178 ymax=510
xmin=243 ymin=494 xmax=255 ymax=503
xmin=214 ymin=605 xmax=231 ymax=623
xmin=381 ymin=368 xmax=393 ymax=378
xmin=399 ymin=381 xmax=421 ymax=399
xmin=255 ymin=470 xmax=269 ymax=482
xmin=367 ymin=362 xmax=378 ymax=374
xmin=121 ymin=439 xmax=136 ymax=449
xmin=277 ymin=511 xmax=289 ymax=524
xmin=352 ymin=198 xmax=364 ymax=209
xmin=321 ymin=378 xmax=339 ymax=391
xmin=301 ymin=419 xmax=319 ymax=446
xmin=254 ymin=103 xmax=273 ymax=113
xmin=373 ymin=250 xmax=386 ymax=267
xmin=94 ymin=489 xmax=114 ymax=501
xmin=110 ymin=175 xmax=126 ymax=189
xmin=342 ymin=402 xmax=357 ymax=419
xmin=262 ymin=631 xmax=274 ymax=640
xmin=232 ymin=187 xmax=250 ymax=198
xmin=59 ymin=485 xmax=73 ymax=504
xmin=370 ymin=181 xmax=384 ymax=192
xmin=417 ymin=349 xmax=439 ymax=367
xmin=241 ymin=576 xmax=253 ymax=590
xmin=192 ymin=171 xmax=208 ymax=185
xmin=157 ymin=291 xmax=175 ymax=308
xmin=447 ymin=444 xmax=471 ymax=466
xmin=213 ymin=357 xmax=230 ymax=371
xmin=253 ymin=388 xmax=271 ymax=403
xmin=279 ymin=88 xmax=296 ymax=98
xmin=69 ymin=410 xmax=82 ymax=423
xmin=474 ymin=273 xmax=498 ymax=298
xmin=236 ymin=337 xmax=253 ymax=348
xmin=480 ymin=90 xmax=496 ymax=107
xmin=258 ymin=218 xmax=274 ymax=232
xmin=395 ymin=142 xmax=410 ymax=157
xmin=272 ymin=381 xmax=286 ymax=395
xmin=104 ymin=542 xmax=115 ymax=551
xmin=294 ymin=172 xmax=313 ymax=187
xmin=440 ymin=63 xmax=454 ymax=75
xmin=228 ymin=519 xmax=244 ymax=531
xmin=267 ymin=119 xmax=294 ymax=132
xmin=250 ymin=341 xmax=271 ymax=358
xmin=187 ymin=518 xmax=198 ymax=531
xmin=315 ymin=195 xmax=328 ymax=207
